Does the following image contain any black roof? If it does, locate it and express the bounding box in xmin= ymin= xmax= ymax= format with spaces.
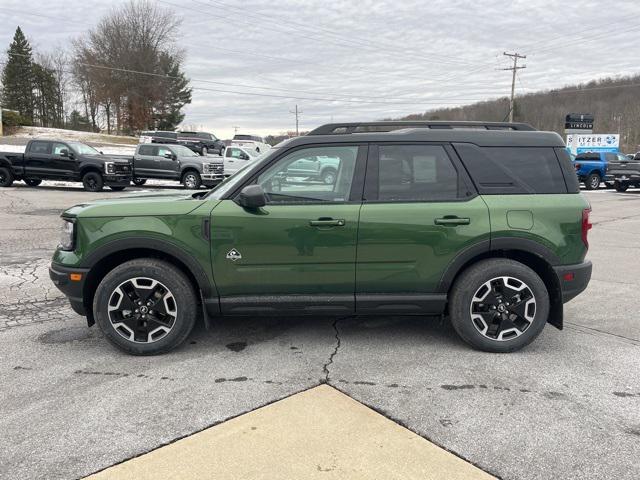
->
xmin=278 ymin=122 xmax=564 ymax=149
xmin=307 ymin=121 xmax=536 ymax=135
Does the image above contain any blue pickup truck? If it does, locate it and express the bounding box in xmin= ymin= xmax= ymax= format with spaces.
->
xmin=572 ymin=151 xmax=628 ymax=189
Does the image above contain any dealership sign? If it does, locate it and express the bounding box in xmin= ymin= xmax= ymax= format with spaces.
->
xmin=565 ymin=113 xmax=594 ymax=133
xmin=566 ymin=134 xmax=619 ymax=154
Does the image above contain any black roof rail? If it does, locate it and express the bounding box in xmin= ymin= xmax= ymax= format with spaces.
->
xmin=307 ymin=121 xmax=536 ymax=135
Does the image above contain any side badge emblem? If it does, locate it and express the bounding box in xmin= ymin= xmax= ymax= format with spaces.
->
xmin=226 ymin=248 xmax=242 ymax=261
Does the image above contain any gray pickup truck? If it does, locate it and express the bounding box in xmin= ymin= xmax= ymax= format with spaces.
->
xmin=605 ymin=153 xmax=640 ymax=191
xmin=130 ymin=144 xmax=224 ymax=189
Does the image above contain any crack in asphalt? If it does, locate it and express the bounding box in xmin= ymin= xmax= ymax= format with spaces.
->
xmin=322 ymin=317 xmax=343 ymax=383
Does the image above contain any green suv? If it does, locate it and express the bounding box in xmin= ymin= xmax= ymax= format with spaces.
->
xmin=49 ymin=121 xmax=592 ymax=355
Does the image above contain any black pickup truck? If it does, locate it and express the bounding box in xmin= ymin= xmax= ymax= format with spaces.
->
xmin=605 ymin=154 xmax=640 ymax=191
xmin=0 ymin=139 xmax=132 ymax=192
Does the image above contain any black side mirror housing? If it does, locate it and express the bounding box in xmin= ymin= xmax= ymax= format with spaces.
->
xmin=59 ymin=149 xmax=69 ymax=157
xmin=236 ymin=185 xmax=266 ymax=209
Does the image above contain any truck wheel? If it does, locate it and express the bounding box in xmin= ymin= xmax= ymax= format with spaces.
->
xmin=132 ymin=178 xmax=147 ymax=186
xmin=449 ymin=258 xmax=549 ymax=353
xmin=321 ymin=168 xmax=337 ymax=185
xmin=584 ymin=173 xmax=601 ymax=190
xmin=82 ymin=171 xmax=104 ymax=192
xmin=614 ymin=181 xmax=629 ymax=192
xmin=24 ymin=178 xmax=42 ymax=187
xmin=201 ymin=146 xmax=208 ymax=156
xmin=218 ymin=146 xmax=225 ymax=155
xmin=110 ymin=186 xmax=126 ymax=191
xmin=0 ymin=167 xmax=14 ymax=187
xmin=182 ymin=171 xmax=202 ymax=189
xmin=93 ymin=258 xmax=197 ymax=355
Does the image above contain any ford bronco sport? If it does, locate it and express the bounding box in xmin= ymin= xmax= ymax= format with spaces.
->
xmin=49 ymin=121 xmax=592 ymax=355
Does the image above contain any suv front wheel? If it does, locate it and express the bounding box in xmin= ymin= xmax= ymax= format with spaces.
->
xmin=93 ymin=259 xmax=197 ymax=355
xmin=449 ymin=259 xmax=549 ymax=353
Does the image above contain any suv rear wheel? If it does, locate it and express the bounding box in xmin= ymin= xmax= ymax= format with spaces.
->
xmin=82 ymin=171 xmax=104 ymax=192
xmin=584 ymin=173 xmax=601 ymax=190
xmin=182 ymin=170 xmax=202 ymax=189
xmin=93 ymin=259 xmax=197 ymax=355
xmin=450 ymin=259 xmax=549 ymax=353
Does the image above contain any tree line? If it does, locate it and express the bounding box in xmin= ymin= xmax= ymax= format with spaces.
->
xmin=392 ymin=76 xmax=640 ymax=153
xmin=0 ymin=0 xmax=191 ymax=135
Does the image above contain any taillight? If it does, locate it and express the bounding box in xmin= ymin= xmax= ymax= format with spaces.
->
xmin=574 ymin=163 xmax=581 ymax=170
xmin=581 ymin=208 xmax=592 ymax=248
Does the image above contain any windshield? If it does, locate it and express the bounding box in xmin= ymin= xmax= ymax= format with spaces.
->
xmin=68 ymin=142 xmax=100 ymax=155
xmin=205 ymin=148 xmax=277 ymax=199
xmin=172 ymin=145 xmax=200 ymax=157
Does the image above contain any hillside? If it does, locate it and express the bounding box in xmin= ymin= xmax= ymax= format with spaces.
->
xmin=392 ymin=75 xmax=640 ymax=152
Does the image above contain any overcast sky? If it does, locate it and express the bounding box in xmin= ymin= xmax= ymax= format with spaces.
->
xmin=1 ymin=0 xmax=639 ymax=138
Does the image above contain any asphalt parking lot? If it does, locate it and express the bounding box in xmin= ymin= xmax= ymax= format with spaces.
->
xmin=1 ymin=183 xmax=639 ymax=480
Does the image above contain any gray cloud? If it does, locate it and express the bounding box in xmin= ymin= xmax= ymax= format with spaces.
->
xmin=1 ymin=0 xmax=638 ymax=138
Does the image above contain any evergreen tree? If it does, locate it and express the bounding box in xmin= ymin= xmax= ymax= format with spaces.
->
xmin=33 ymin=63 xmax=62 ymax=127
xmin=1 ymin=27 xmax=34 ymax=122
xmin=154 ymin=53 xmax=192 ymax=131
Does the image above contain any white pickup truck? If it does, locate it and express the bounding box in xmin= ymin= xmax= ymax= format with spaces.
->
xmin=215 ymin=145 xmax=261 ymax=177
xmin=230 ymin=134 xmax=271 ymax=154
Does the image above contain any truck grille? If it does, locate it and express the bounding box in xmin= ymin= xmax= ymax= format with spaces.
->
xmin=205 ymin=163 xmax=223 ymax=174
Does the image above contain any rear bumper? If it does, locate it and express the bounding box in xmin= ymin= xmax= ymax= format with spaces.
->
xmin=49 ymin=263 xmax=89 ymax=316
xmin=553 ymin=261 xmax=592 ymax=303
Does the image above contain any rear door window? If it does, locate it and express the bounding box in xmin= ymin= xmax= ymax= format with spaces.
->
xmin=138 ymin=145 xmax=155 ymax=156
xmin=377 ymin=145 xmax=460 ymax=201
xmin=29 ymin=141 xmax=51 ymax=155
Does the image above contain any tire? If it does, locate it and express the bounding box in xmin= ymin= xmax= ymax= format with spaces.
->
xmin=82 ymin=171 xmax=104 ymax=192
xmin=24 ymin=178 xmax=42 ymax=187
xmin=132 ymin=178 xmax=147 ymax=186
xmin=201 ymin=146 xmax=208 ymax=156
xmin=182 ymin=170 xmax=202 ymax=189
xmin=110 ymin=186 xmax=126 ymax=191
xmin=93 ymin=258 xmax=197 ymax=355
xmin=218 ymin=146 xmax=225 ymax=155
xmin=614 ymin=181 xmax=629 ymax=192
xmin=321 ymin=168 xmax=337 ymax=185
xmin=0 ymin=167 xmax=14 ymax=187
xmin=584 ymin=173 xmax=601 ymax=190
xmin=449 ymin=259 xmax=550 ymax=353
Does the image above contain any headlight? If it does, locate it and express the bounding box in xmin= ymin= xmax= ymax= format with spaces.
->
xmin=59 ymin=218 xmax=75 ymax=251
xmin=105 ymin=162 xmax=115 ymax=174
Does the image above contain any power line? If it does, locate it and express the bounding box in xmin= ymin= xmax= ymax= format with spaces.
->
xmin=501 ymin=52 xmax=526 ymax=122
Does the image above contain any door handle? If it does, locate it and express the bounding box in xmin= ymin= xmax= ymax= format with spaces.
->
xmin=434 ymin=216 xmax=470 ymax=226
xmin=309 ymin=218 xmax=346 ymax=227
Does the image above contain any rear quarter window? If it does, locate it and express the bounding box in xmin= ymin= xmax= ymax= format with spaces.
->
xmin=455 ymin=144 xmax=568 ymax=194
xmin=29 ymin=141 xmax=52 ymax=154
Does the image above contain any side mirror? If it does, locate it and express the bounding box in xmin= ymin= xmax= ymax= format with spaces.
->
xmin=59 ymin=149 xmax=69 ymax=157
xmin=164 ymin=153 xmax=175 ymax=159
xmin=236 ymin=185 xmax=266 ymax=209
xmin=240 ymin=153 xmax=249 ymax=160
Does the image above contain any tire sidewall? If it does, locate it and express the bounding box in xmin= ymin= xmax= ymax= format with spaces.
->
xmin=182 ymin=171 xmax=201 ymax=189
xmin=585 ymin=173 xmax=600 ymax=190
xmin=0 ymin=167 xmax=14 ymax=187
xmin=93 ymin=260 xmax=197 ymax=355
xmin=83 ymin=172 xmax=104 ymax=192
xmin=450 ymin=259 xmax=550 ymax=353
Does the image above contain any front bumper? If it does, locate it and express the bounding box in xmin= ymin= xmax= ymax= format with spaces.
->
xmin=49 ymin=263 xmax=89 ymax=316
xmin=103 ymin=174 xmax=132 ymax=186
xmin=553 ymin=261 xmax=592 ymax=303
xmin=202 ymin=173 xmax=224 ymax=186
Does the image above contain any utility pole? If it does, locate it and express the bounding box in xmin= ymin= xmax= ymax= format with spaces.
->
xmin=233 ymin=126 xmax=240 ymax=135
xmin=501 ymin=52 xmax=526 ymax=122
xmin=289 ymin=104 xmax=302 ymax=136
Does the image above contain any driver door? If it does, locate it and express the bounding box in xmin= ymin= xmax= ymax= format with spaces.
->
xmin=210 ymin=144 xmax=367 ymax=315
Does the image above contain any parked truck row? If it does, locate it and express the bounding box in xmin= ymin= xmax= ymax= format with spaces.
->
xmin=0 ymin=139 xmax=262 ymax=191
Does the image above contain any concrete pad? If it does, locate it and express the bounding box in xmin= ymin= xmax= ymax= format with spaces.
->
xmin=87 ymin=385 xmax=493 ymax=480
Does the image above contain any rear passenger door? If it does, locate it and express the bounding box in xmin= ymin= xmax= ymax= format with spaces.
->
xmin=356 ymin=143 xmax=490 ymax=314
xmin=134 ymin=144 xmax=158 ymax=177
xmin=24 ymin=141 xmax=53 ymax=178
